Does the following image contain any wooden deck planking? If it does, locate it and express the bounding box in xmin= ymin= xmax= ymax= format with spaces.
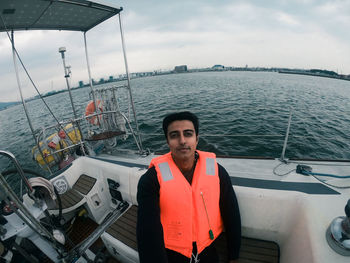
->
xmin=72 ymin=174 xmax=97 ymax=195
xmin=105 ymin=205 xmax=280 ymax=262
xmin=56 ymin=189 xmax=83 ymax=209
xmin=240 ymin=250 xmax=279 ymax=263
xmin=241 ymin=237 xmax=279 ymax=250
xmin=106 ymin=205 xmax=138 ymax=251
xmin=241 ymin=245 xmax=278 ymax=257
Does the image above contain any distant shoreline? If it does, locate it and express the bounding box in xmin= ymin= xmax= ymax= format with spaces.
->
xmin=1 ymin=68 xmax=349 ymax=108
xmin=278 ymin=70 xmax=350 ymax=81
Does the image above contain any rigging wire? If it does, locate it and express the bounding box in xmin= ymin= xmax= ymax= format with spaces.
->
xmin=0 ymin=14 xmax=66 ymax=128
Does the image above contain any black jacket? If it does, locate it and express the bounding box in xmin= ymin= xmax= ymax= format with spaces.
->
xmin=136 ymin=163 xmax=241 ymax=262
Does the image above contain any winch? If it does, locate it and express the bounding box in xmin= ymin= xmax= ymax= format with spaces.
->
xmin=326 ymin=199 xmax=350 ymax=256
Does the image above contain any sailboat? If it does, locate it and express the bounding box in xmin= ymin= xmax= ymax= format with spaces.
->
xmin=0 ymin=1 xmax=349 ymax=262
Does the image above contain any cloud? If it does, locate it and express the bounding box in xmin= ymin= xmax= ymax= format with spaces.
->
xmin=276 ymin=12 xmax=300 ymax=26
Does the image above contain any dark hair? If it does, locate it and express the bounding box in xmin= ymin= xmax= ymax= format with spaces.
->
xmin=162 ymin=111 xmax=199 ymax=138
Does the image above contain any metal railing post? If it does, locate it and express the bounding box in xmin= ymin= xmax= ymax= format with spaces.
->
xmin=280 ymin=108 xmax=293 ymax=162
xmin=83 ymin=32 xmax=101 ymax=128
xmin=118 ymin=13 xmax=144 ymax=153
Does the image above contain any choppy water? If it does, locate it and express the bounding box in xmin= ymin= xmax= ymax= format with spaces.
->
xmin=1 ymin=71 xmax=350 ymax=178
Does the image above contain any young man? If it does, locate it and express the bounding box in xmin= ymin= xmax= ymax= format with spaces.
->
xmin=137 ymin=111 xmax=241 ymax=263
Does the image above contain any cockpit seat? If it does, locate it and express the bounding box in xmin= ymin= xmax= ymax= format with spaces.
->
xmin=50 ymin=174 xmax=97 ymax=213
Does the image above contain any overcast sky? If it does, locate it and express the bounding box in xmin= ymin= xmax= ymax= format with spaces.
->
xmin=0 ymin=0 xmax=349 ymax=102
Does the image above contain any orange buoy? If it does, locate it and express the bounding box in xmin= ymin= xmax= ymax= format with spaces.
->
xmin=85 ymin=100 xmax=103 ymax=125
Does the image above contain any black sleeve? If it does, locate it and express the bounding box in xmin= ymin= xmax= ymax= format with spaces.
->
xmin=218 ymin=163 xmax=241 ymax=260
xmin=136 ymin=167 xmax=168 ymax=263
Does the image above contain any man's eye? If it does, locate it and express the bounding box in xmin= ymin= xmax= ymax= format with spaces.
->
xmin=184 ymin=131 xmax=194 ymax=137
xmin=169 ymin=133 xmax=178 ymax=138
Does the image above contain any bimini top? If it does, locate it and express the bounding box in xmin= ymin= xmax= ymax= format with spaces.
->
xmin=0 ymin=0 xmax=122 ymax=33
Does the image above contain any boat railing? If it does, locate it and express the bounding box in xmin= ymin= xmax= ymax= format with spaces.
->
xmin=85 ymin=83 xmax=145 ymax=152
xmin=83 ymin=110 xmax=144 ymax=152
xmin=142 ymin=108 xmax=334 ymax=163
xmin=32 ymin=118 xmax=85 ymax=171
xmin=32 ymin=105 xmax=144 ymax=171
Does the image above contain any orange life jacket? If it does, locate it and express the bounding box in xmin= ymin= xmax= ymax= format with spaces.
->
xmin=149 ymin=150 xmax=223 ymax=258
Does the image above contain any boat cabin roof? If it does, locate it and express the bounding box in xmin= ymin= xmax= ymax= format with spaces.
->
xmin=0 ymin=0 xmax=122 ymax=32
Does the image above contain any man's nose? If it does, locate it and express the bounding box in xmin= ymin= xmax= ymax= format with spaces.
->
xmin=179 ymin=134 xmax=186 ymax=144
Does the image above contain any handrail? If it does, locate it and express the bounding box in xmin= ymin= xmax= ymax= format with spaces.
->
xmin=33 ymin=108 xmax=144 ymax=159
xmin=139 ymin=133 xmax=329 ymax=139
xmin=36 ymin=143 xmax=86 ymax=158
xmin=33 ymin=119 xmax=86 ymax=170
xmin=65 ymin=201 xmax=129 ymax=262
xmin=0 ymin=151 xmax=33 ymax=195
xmin=0 ymin=151 xmax=64 ymax=255
xmin=84 ymin=111 xmax=144 ymax=153
xmin=141 ymin=133 xmax=285 ymax=137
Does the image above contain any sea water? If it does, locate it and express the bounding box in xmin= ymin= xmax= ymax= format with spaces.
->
xmin=1 ymin=71 xmax=350 ymax=178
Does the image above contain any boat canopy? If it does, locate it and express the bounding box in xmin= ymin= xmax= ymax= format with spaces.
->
xmin=0 ymin=0 xmax=122 ymax=33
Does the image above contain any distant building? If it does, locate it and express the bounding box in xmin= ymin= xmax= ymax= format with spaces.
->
xmin=118 ymin=74 xmax=127 ymax=80
xmin=78 ymin=80 xmax=84 ymax=88
xmin=212 ymin=65 xmax=224 ymax=70
xmin=109 ymin=76 xmax=114 ymax=82
xmin=174 ymin=65 xmax=188 ymax=73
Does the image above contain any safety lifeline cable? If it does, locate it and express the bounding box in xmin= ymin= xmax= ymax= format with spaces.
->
xmin=200 ymin=192 xmax=214 ymax=240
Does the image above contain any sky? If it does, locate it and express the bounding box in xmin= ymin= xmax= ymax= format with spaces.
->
xmin=0 ymin=0 xmax=349 ymax=102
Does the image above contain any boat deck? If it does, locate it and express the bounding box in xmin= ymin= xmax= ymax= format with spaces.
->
xmin=106 ymin=205 xmax=280 ymax=262
xmin=43 ymin=204 xmax=279 ymax=263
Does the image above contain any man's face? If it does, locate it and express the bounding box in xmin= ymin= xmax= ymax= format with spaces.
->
xmin=166 ymin=120 xmax=198 ymax=162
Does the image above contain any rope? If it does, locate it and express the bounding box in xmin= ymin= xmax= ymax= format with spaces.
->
xmin=273 ymin=162 xmax=295 ymax=176
xmin=288 ymin=160 xmax=350 ymax=167
xmin=274 ymin=160 xmax=350 ymax=189
xmin=309 ymin=173 xmax=350 ymax=189
xmin=303 ymin=171 xmax=350 ymax=179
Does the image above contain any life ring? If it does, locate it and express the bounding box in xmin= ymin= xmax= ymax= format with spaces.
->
xmin=85 ymin=100 xmax=103 ymax=125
